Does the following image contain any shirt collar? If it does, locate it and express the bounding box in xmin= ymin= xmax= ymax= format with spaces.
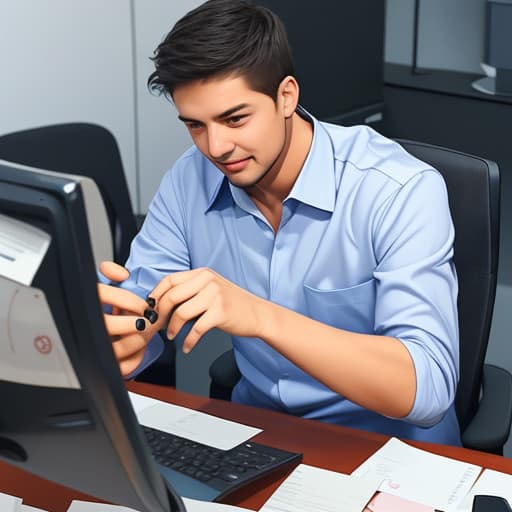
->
xmin=286 ymin=106 xmax=336 ymax=212
xmin=204 ymin=106 xmax=336 ymax=213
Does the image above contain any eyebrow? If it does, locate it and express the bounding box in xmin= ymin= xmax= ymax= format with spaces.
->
xmin=178 ymin=103 xmax=250 ymax=123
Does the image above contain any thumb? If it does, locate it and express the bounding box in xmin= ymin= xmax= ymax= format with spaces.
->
xmin=99 ymin=260 xmax=130 ymax=283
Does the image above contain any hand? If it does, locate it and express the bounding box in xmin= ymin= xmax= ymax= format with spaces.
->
xmin=97 ymin=261 xmax=163 ymax=376
xmin=150 ymin=267 xmax=266 ymax=353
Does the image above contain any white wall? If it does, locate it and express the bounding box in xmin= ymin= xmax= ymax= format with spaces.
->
xmin=0 ymin=0 xmax=138 ymax=208
xmin=132 ymin=0 xmax=203 ymax=213
xmin=0 ymin=0 xmax=202 ymax=216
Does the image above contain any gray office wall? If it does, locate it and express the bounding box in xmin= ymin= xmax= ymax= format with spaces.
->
xmin=0 ymin=0 xmax=138 ymax=208
xmin=133 ymin=0 xmax=203 ymax=213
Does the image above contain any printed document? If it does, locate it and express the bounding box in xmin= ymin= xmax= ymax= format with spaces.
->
xmin=352 ymin=437 xmax=481 ymax=511
xmin=0 ymin=277 xmax=80 ymax=389
xmin=259 ymin=463 xmax=381 ymax=512
xmin=456 ymin=469 xmax=512 ymax=511
xmin=128 ymin=391 xmax=261 ymax=450
xmin=0 ymin=213 xmax=50 ymax=286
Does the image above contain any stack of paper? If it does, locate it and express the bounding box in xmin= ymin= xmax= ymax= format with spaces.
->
xmin=352 ymin=437 xmax=482 ymax=510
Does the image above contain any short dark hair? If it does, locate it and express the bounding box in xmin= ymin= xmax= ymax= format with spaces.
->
xmin=147 ymin=0 xmax=295 ymax=101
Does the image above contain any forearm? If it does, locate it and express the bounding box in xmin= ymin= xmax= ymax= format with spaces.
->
xmin=254 ymin=298 xmax=416 ymax=419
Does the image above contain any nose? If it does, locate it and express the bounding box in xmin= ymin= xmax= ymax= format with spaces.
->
xmin=206 ymin=125 xmax=235 ymax=161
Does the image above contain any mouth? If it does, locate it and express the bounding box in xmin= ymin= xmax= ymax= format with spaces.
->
xmin=218 ymin=157 xmax=251 ymax=172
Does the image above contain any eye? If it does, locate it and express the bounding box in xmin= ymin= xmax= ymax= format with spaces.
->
xmin=226 ymin=115 xmax=248 ymax=127
xmin=186 ymin=121 xmax=203 ymax=131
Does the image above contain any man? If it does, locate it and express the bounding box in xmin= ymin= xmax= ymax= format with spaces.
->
xmin=99 ymin=0 xmax=461 ymax=445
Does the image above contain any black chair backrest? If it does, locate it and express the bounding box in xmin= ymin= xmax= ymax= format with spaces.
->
xmin=0 ymin=123 xmax=137 ymax=264
xmin=396 ymin=139 xmax=500 ymax=432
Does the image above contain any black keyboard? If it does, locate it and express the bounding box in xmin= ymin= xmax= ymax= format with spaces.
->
xmin=142 ymin=425 xmax=302 ymax=501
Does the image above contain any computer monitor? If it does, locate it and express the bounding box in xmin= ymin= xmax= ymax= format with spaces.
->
xmin=472 ymin=0 xmax=512 ymax=96
xmin=0 ymin=159 xmax=185 ymax=512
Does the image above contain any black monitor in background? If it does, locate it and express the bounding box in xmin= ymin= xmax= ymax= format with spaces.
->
xmin=472 ymin=0 xmax=512 ymax=96
xmin=256 ymin=0 xmax=385 ymax=127
xmin=0 ymin=159 xmax=185 ymax=512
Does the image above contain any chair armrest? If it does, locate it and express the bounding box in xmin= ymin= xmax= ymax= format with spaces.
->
xmin=209 ymin=348 xmax=240 ymax=388
xmin=209 ymin=349 xmax=241 ymax=400
xmin=462 ymin=364 xmax=512 ymax=454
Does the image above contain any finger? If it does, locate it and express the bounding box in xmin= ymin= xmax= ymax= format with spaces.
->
xmin=166 ymin=283 xmax=216 ymax=339
xmin=112 ymin=332 xmax=147 ymax=361
xmin=98 ymin=283 xmax=148 ymax=314
xmin=103 ymin=313 xmax=148 ymax=336
xmin=99 ymin=260 xmax=130 ymax=282
xmin=157 ymin=271 xmax=216 ymax=317
xmin=182 ymin=308 xmax=218 ymax=354
xmin=150 ymin=268 xmax=214 ymax=303
xmin=119 ymin=349 xmax=147 ymax=377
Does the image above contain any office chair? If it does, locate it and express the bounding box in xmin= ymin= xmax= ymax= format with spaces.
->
xmin=0 ymin=122 xmax=176 ymax=387
xmin=0 ymin=123 xmax=138 ymax=264
xmin=208 ymin=140 xmax=512 ymax=455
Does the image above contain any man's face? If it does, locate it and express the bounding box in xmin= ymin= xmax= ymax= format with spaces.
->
xmin=173 ymin=75 xmax=289 ymax=189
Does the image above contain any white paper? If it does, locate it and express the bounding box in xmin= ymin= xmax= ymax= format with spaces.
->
xmin=260 ymin=463 xmax=381 ymax=512
xmin=20 ymin=506 xmax=50 ymax=512
xmin=0 ymin=213 xmax=50 ymax=286
xmin=128 ymin=392 xmax=261 ymax=450
xmin=67 ymin=502 xmax=138 ymax=512
xmin=456 ymin=469 xmax=512 ymax=512
xmin=352 ymin=437 xmax=481 ymax=511
xmin=0 ymin=277 xmax=80 ymax=389
xmin=0 ymin=491 xmax=22 ymax=511
xmin=67 ymin=498 xmax=252 ymax=512
xmin=182 ymin=497 xmax=252 ymax=511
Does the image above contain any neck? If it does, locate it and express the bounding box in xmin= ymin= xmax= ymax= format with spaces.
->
xmin=247 ymin=111 xmax=313 ymax=207
xmin=246 ymin=111 xmax=313 ymax=233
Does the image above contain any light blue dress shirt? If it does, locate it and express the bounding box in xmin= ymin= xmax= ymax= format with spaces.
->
xmin=123 ymin=109 xmax=461 ymax=446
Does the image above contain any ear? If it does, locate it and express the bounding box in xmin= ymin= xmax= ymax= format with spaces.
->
xmin=277 ymin=76 xmax=299 ymax=118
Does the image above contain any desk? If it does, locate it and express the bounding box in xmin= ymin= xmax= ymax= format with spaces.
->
xmin=2 ymin=382 xmax=512 ymax=511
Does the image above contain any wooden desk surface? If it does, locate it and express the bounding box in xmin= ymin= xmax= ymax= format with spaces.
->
xmin=1 ymin=382 xmax=512 ymax=511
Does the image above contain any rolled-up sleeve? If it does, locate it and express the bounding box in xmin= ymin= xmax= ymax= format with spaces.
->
xmin=372 ymin=170 xmax=459 ymax=426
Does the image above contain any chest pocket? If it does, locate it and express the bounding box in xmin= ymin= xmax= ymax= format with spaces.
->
xmin=303 ymin=278 xmax=376 ymax=334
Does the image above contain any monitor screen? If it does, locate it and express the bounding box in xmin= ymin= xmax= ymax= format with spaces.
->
xmin=0 ymin=159 xmax=184 ymax=512
xmin=485 ymin=0 xmax=512 ymax=70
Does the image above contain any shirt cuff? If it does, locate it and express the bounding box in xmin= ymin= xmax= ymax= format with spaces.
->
xmin=123 ymin=332 xmax=164 ymax=380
